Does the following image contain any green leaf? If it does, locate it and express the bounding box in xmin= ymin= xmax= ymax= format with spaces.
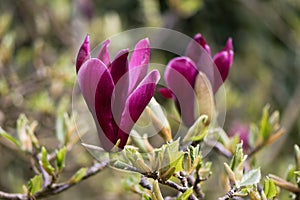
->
xmin=55 ymin=146 xmax=66 ymax=172
xmin=249 ymin=124 xmax=259 ymax=148
xmin=224 ymin=162 xmax=236 ymax=185
xmin=142 ymin=193 xmax=152 ymax=200
xmin=152 ymin=180 xmax=163 ymax=200
xmin=27 ymin=174 xmax=43 ymax=195
xmin=40 ymin=147 xmax=55 ymax=175
xmin=113 ymin=160 xmax=137 ymax=171
xmin=134 ymin=158 xmax=152 ymax=173
xmin=183 ymin=115 xmax=208 ymax=143
xmin=176 ymin=187 xmax=193 ymax=200
xmin=286 ymin=164 xmax=296 ymax=181
xmin=188 ymin=145 xmax=201 ymax=165
xmin=259 ymin=104 xmax=272 ymax=140
xmin=17 ymin=114 xmax=32 ymax=151
xmin=160 ymin=166 xmax=175 ymax=181
xmin=167 ymin=140 xmax=185 ymax=172
xmin=69 ymin=167 xmax=88 ymax=184
xmin=240 ymin=168 xmax=261 ymax=187
xmin=230 ymin=143 xmax=244 ymax=171
xmin=295 ymin=171 xmax=300 ymax=187
xmin=55 ymin=112 xmax=66 ymax=144
xmin=264 ymin=178 xmax=277 ymax=198
xmin=0 ymin=127 xmax=21 ymax=147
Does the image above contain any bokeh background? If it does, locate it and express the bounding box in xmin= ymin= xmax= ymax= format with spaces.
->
xmin=0 ymin=0 xmax=300 ymax=199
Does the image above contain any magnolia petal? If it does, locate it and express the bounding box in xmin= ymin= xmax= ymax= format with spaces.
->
xmin=92 ymin=62 xmax=117 ymax=151
xmin=165 ymin=57 xmax=197 ymax=86
xmin=97 ymin=40 xmax=111 ymax=66
xmin=109 ymin=49 xmax=130 ymax=128
xmin=128 ymin=38 xmax=150 ymax=93
xmin=224 ymin=38 xmax=233 ymax=52
xmin=78 ymin=58 xmax=116 ymax=151
xmin=213 ymin=38 xmax=234 ymax=82
xmin=117 ymin=70 xmax=160 ymax=149
xmin=185 ymin=33 xmax=211 ymax=64
xmin=193 ymin=33 xmax=211 ymax=55
xmin=158 ymin=87 xmax=174 ymax=99
xmin=110 ymin=49 xmax=129 ymax=85
xmin=213 ymin=49 xmax=234 ymax=82
xmin=165 ymin=57 xmax=198 ymax=126
xmin=76 ymin=35 xmax=90 ymax=73
xmin=78 ymin=58 xmax=104 ymax=113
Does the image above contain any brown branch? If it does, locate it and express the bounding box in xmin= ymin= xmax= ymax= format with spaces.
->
xmin=0 ymin=192 xmax=25 ymax=200
xmin=0 ymin=160 xmax=109 ymax=200
xmin=34 ymin=160 xmax=109 ymax=199
xmin=269 ymin=174 xmax=300 ymax=194
xmin=218 ymin=188 xmax=238 ymax=200
xmin=162 ymin=180 xmax=187 ymax=193
xmin=248 ymin=128 xmax=285 ymax=158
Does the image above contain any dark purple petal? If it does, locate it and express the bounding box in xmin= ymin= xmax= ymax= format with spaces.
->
xmin=158 ymin=87 xmax=174 ymax=99
xmin=76 ymin=35 xmax=90 ymax=73
xmin=165 ymin=57 xmax=198 ymax=86
xmin=224 ymin=38 xmax=233 ymax=52
xmin=117 ymin=70 xmax=160 ymax=149
xmin=94 ymin=70 xmax=116 ymax=151
xmin=213 ymin=38 xmax=234 ymax=83
xmin=78 ymin=58 xmax=104 ymax=113
xmin=185 ymin=33 xmax=211 ymax=64
xmin=78 ymin=58 xmax=116 ymax=151
xmin=193 ymin=33 xmax=211 ymax=55
xmin=128 ymin=38 xmax=150 ymax=93
xmin=97 ymin=40 xmax=111 ymax=67
xmin=164 ymin=57 xmax=198 ymax=126
xmin=109 ymin=50 xmax=130 ymax=131
xmin=110 ymin=49 xmax=129 ymax=85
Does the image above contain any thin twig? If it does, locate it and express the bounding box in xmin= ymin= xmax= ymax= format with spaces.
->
xmin=162 ymin=180 xmax=187 ymax=193
xmin=206 ymin=140 xmax=232 ymax=158
xmin=269 ymin=174 xmax=300 ymax=194
xmin=248 ymin=128 xmax=285 ymax=158
xmin=0 ymin=192 xmax=25 ymax=200
xmin=0 ymin=160 xmax=109 ymax=200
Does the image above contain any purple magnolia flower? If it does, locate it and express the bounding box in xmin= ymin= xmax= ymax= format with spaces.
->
xmin=76 ymin=35 xmax=160 ymax=151
xmin=160 ymin=33 xmax=234 ymax=127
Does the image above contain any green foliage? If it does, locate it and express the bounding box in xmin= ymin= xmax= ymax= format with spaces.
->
xmin=17 ymin=114 xmax=39 ymax=152
xmin=0 ymin=0 xmax=299 ymax=199
xmin=152 ymin=180 xmax=163 ymax=200
xmin=69 ymin=168 xmax=88 ymax=184
xmin=55 ymin=146 xmax=67 ymax=173
xmin=40 ymin=147 xmax=55 ymax=175
xmin=0 ymin=127 xmax=21 ymax=147
xmin=176 ymin=188 xmax=193 ymax=200
xmin=27 ymin=175 xmax=43 ymax=195
xmin=264 ymin=178 xmax=277 ymax=199
xmin=115 ymin=139 xmax=185 ymax=179
xmin=240 ymin=168 xmax=261 ymax=187
xmin=259 ymin=105 xmax=272 ymax=140
xmin=286 ymin=164 xmax=296 ymax=182
xmin=183 ymin=115 xmax=209 ymax=143
xmin=230 ymin=143 xmax=245 ymax=172
xmin=56 ymin=112 xmax=67 ymax=145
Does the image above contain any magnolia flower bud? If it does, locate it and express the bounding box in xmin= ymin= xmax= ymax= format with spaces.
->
xmin=194 ymin=72 xmax=215 ymax=124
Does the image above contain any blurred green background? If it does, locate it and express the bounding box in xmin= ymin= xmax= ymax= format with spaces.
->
xmin=0 ymin=0 xmax=300 ymax=199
